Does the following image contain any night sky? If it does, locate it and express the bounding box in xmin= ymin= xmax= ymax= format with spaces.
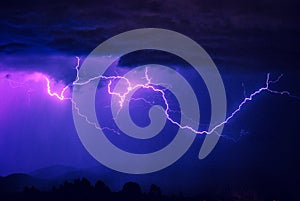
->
xmin=0 ymin=0 xmax=300 ymax=198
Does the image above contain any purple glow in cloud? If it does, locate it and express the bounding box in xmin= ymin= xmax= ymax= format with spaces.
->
xmin=2 ymin=57 xmax=297 ymax=137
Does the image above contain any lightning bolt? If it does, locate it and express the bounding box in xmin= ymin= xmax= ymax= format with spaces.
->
xmin=45 ymin=78 xmax=70 ymax=101
xmin=38 ymin=57 xmax=300 ymax=136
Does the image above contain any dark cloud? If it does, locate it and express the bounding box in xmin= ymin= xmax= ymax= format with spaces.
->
xmin=0 ymin=42 xmax=28 ymax=54
xmin=1 ymin=0 xmax=298 ymax=30
xmin=0 ymin=0 xmax=299 ymax=73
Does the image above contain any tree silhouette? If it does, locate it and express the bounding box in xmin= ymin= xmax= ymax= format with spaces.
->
xmin=94 ymin=180 xmax=111 ymax=195
xmin=122 ymin=181 xmax=142 ymax=195
xmin=149 ymin=184 xmax=161 ymax=196
xmin=1 ymin=176 xmax=272 ymax=201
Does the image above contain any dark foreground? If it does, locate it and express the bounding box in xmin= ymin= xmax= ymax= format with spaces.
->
xmin=0 ymin=177 xmax=294 ymax=201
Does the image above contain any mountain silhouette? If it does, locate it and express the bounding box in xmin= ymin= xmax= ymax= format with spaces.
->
xmin=30 ymin=165 xmax=78 ymax=179
xmin=0 ymin=173 xmax=48 ymax=192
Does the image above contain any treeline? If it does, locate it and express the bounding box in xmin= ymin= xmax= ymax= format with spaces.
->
xmin=0 ymin=177 xmax=280 ymax=201
xmin=0 ymin=178 xmax=195 ymax=201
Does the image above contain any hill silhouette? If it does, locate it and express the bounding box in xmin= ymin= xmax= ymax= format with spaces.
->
xmin=0 ymin=165 xmax=298 ymax=200
xmin=0 ymin=176 xmax=223 ymax=201
xmin=0 ymin=173 xmax=48 ymax=192
xmin=30 ymin=165 xmax=78 ymax=179
xmin=0 ymin=173 xmax=294 ymax=201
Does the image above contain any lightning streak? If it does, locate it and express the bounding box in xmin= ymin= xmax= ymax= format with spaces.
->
xmin=42 ymin=57 xmax=299 ymax=135
xmin=45 ymin=78 xmax=70 ymax=101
